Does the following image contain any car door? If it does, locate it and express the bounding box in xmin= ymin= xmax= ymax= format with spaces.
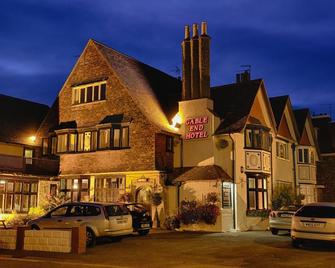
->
xmin=105 ymin=205 xmax=132 ymax=233
xmin=38 ymin=205 xmax=70 ymax=229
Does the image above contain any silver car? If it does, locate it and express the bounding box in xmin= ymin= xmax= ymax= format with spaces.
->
xmin=291 ymin=202 xmax=335 ymax=247
xmin=27 ymin=202 xmax=133 ymax=247
xmin=269 ymin=206 xmax=298 ymax=235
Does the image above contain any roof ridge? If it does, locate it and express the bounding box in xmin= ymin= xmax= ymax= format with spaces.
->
xmin=211 ymin=78 xmax=263 ymax=89
xmin=0 ymin=93 xmax=49 ymax=108
xmin=91 ymin=39 xmax=180 ymax=82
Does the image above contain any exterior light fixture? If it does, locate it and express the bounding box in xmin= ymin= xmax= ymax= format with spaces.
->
xmin=171 ymin=113 xmax=182 ymax=129
xmin=29 ymin=136 xmax=36 ymax=143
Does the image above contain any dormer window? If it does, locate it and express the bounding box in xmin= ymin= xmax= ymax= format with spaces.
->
xmin=72 ymin=81 xmax=107 ymax=105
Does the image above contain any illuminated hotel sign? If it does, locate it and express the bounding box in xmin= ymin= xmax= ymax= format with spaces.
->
xmin=185 ymin=116 xmax=209 ymax=140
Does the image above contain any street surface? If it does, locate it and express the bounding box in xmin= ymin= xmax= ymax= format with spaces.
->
xmin=1 ymin=230 xmax=335 ymax=268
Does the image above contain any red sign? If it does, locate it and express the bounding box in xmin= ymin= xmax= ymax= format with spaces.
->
xmin=185 ymin=116 xmax=209 ymax=140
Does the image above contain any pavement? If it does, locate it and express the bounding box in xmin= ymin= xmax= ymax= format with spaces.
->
xmin=1 ymin=230 xmax=335 ymax=268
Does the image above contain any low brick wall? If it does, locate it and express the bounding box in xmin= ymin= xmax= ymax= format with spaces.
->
xmin=0 ymin=226 xmax=85 ymax=254
xmin=24 ymin=230 xmax=72 ymax=253
xmin=0 ymin=229 xmax=17 ymax=249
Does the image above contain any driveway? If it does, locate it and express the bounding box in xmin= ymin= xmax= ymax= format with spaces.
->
xmin=1 ymin=230 xmax=335 ymax=267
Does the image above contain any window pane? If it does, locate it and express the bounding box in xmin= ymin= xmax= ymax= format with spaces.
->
xmin=84 ymin=132 xmax=91 ymax=151
xmin=69 ymin=133 xmax=77 ymax=152
xmin=304 ymin=149 xmax=309 ymax=164
xmin=248 ymin=178 xmax=256 ymax=189
xmin=298 ymin=149 xmax=303 ymax=163
xmin=24 ymin=149 xmax=33 ymax=164
xmin=42 ymin=138 xmax=48 ymax=155
xmin=51 ymin=136 xmax=57 ymax=155
xmin=113 ymin=128 xmax=120 ymax=148
xmin=87 ymin=86 xmax=93 ymax=102
xmin=80 ymin=88 xmax=86 ymax=103
xmin=5 ymin=194 xmax=13 ymax=212
xmin=14 ymin=195 xmax=21 ymax=211
xmin=257 ymin=179 xmax=263 ymax=189
xmin=0 ymin=181 xmax=5 ymax=193
xmin=99 ymin=129 xmax=110 ymax=149
xmin=14 ymin=182 xmax=22 ymax=193
xmin=78 ymin=133 xmax=84 ymax=151
xmin=57 ymin=134 xmax=68 ymax=153
xmin=82 ymin=179 xmax=89 ymax=190
xmin=73 ymin=88 xmax=80 ymax=104
xmin=248 ymin=191 xmax=256 ymax=210
xmin=245 ymin=129 xmax=252 ymax=147
xmin=0 ymin=194 xmax=4 ymax=213
xmin=100 ymin=84 xmax=106 ymax=100
xmin=258 ymin=192 xmax=263 ymax=210
xmin=6 ymin=182 xmax=14 ymax=192
xmin=264 ymin=192 xmax=268 ymax=209
xmin=91 ymin=131 xmax=97 ymax=151
xmin=93 ymin=86 xmax=99 ymax=101
xmin=122 ymin=127 xmax=129 ymax=147
xmin=31 ymin=183 xmax=38 ymax=193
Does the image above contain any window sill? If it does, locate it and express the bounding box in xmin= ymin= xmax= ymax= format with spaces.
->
xmin=246 ymin=209 xmax=270 ymax=217
xmin=71 ymin=99 xmax=106 ymax=108
xmin=244 ymin=147 xmax=271 ymax=153
xmin=52 ymin=147 xmax=131 ymax=155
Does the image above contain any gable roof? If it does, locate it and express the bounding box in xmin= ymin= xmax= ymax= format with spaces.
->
xmin=91 ymin=40 xmax=181 ymax=132
xmin=211 ymin=79 xmax=276 ymax=134
xmin=0 ymin=94 xmax=49 ymax=144
xmin=269 ymin=95 xmax=289 ymax=127
xmin=293 ymin=108 xmax=309 ymax=136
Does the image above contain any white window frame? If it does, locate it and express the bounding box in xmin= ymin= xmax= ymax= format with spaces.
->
xmin=72 ymin=81 xmax=107 ymax=105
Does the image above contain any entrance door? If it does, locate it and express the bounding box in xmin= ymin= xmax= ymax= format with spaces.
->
xmin=135 ymin=186 xmax=152 ymax=213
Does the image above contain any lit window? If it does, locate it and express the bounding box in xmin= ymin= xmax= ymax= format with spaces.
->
xmin=121 ymin=127 xmax=129 ymax=148
xmin=244 ymin=127 xmax=272 ymax=151
xmin=57 ymin=134 xmax=68 ymax=153
xmin=42 ymin=138 xmax=48 ymax=155
xmin=298 ymin=148 xmax=313 ymax=164
xmin=84 ymin=132 xmax=91 ymax=151
xmin=78 ymin=133 xmax=84 ymax=152
xmin=113 ymin=128 xmax=120 ymax=148
xmin=99 ymin=129 xmax=110 ymax=149
xmin=72 ymin=82 xmax=107 ymax=105
xmin=69 ymin=133 xmax=77 ymax=152
xmin=247 ymin=177 xmax=268 ymax=210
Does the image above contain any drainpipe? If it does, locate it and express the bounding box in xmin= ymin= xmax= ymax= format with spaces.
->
xmin=291 ymin=143 xmax=297 ymax=199
xmin=228 ymin=133 xmax=236 ymax=230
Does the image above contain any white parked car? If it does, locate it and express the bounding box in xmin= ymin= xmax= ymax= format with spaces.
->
xmin=291 ymin=202 xmax=335 ymax=247
xmin=27 ymin=202 xmax=133 ymax=247
xmin=269 ymin=206 xmax=298 ymax=235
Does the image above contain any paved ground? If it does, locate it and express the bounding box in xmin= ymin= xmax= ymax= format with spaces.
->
xmin=1 ymin=230 xmax=335 ymax=268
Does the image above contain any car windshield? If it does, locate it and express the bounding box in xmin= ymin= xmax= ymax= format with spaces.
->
xmin=295 ymin=205 xmax=335 ymax=218
xmin=126 ymin=204 xmax=146 ymax=212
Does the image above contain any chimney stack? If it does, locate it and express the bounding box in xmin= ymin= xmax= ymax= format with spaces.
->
xmin=182 ymin=25 xmax=191 ymax=100
xmin=191 ymin=24 xmax=200 ymax=99
xmin=199 ymin=22 xmax=210 ymax=98
xmin=182 ymin=22 xmax=210 ymax=100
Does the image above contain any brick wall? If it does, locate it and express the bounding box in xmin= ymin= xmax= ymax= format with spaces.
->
xmin=24 ymin=230 xmax=72 ymax=253
xmin=155 ymin=133 xmax=174 ymax=171
xmin=0 ymin=229 xmax=17 ymax=249
xmin=58 ymin=42 xmax=160 ymax=174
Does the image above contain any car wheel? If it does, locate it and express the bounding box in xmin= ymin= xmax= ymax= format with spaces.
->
xmin=138 ymin=229 xmax=150 ymax=236
xmin=270 ymin=228 xmax=279 ymax=235
xmin=86 ymin=228 xmax=96 ymax=248
xmin=292 ymin=239 xmax=301 ymax=248
xmin=31 ymin=224 xmax=40 ymax=230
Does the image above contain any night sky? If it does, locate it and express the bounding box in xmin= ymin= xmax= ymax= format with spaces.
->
xmin=1 ymin=0 xmax=334 ymax=118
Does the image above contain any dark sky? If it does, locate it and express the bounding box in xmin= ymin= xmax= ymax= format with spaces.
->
xmin=1 ymin=0 xmax=334 ymax=118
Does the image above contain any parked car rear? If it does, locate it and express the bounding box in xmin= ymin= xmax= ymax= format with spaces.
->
xmin=269 ymin=206 xmax=298 ymax=235
xmin=291 ymin=202 xmax=335 ymax=247
xmin=27 ymin=202 xmax=133 ymax=247
xmin=126 ymin=203 xmax=152 ymax=235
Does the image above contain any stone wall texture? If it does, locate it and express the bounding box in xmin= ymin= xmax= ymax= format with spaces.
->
xmin=58 ymin=42 xmax=161 ymax=174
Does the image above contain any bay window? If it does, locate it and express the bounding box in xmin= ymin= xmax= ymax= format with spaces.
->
xmin=298 ymin=147 xmax=315 ymax=164
xmin=247 ymin=177 xmax=268 ymax=210
xmin=245 ymin=126 xmax=272 ymax=151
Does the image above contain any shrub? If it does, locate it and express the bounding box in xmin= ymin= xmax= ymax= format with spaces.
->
xmin=272 ymin=185 xmax=304 ymax=210
xmin=42 ymin=194 xmax=71 ymax=212
xmin=164 ymin=215 xmax=181 ymax=230
xmin=179 ymin=200 xmax=200 ymax=225
xmin=198 ymin=204 xmax=221 ymax=225
xmin=206 ymin=192 xmax=220 ymax=204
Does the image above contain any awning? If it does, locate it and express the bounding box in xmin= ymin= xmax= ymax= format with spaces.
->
xmin=171 ymin=165 xmax=233 ymax=183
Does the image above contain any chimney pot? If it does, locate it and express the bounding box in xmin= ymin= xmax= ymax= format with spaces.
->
xmin=192 ymin=24 xmax=199 ymax=38
xmin=184 ymin=25 xmax=190 ymax=39
xmin=201 ymin=22 xmax=208 ymax=35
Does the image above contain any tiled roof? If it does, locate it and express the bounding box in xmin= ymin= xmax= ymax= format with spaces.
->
xmin=211 ymin=79 xmax=263 ymax=134
xmin=269 ymin=95 xmax=289 ymax=128
xmin=293 ymin=108 xmax=309 ymax=136
xmin=0 ymin=94 xmax=49 ymax=144
xmin=171 ymin=165 xmax=232 ymax=183
xmin=92 ymin=40 xmax=181 ymax=132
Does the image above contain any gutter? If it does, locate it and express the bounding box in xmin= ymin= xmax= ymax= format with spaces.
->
xmin=228 ymin=133 xmax=236 ymax=230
